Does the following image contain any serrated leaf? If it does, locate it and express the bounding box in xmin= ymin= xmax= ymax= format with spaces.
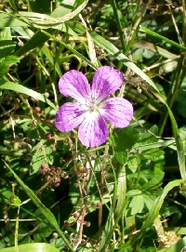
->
xmin=132 ymin=180 xmax=182 ymax=243
xmin=128 ymin=155 xmax=141 ymax=173
xmin=142 ymin=148 xmax=165 ymax=162
xmin=112 ymin=126 xmax=140 ymax=164
xmin=33 ymin=222 xmax=54 ymax=242
xmin=129 ymin=194 xmax=144 ymax=215
xmin=141 ymin=171 xmax=164 ymax=191
xmin=114 ymin=126 xmax=140 ymax=150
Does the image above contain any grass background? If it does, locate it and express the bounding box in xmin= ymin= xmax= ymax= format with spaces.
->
xmin=0 ymin=0 xmax=186 ymax=251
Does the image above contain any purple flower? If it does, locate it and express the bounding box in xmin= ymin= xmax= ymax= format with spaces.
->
xmin=55 ymin=66 xmax=133 ymax=148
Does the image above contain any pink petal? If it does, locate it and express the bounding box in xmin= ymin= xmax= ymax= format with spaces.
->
xmin=55 ymin=102 xmax=85 ymax=132
xmin=58 ymin=70 xmax=91 ymax=102
xmin=101 ymin=97 xmax=133 ymax=127
xmin=91 ymin=66 xmax=123 ymax=100
xmin=78 ymin=113 xmax=109 ymax=147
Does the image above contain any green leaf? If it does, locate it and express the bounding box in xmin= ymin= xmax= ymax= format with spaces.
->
xmin=114 ymin=127 xmax=140 ymax=150
xmin=33 ymin=222 xmax=54 ymax=242
xmin=142 ymin=148 xmax=165 ymax=162
xmin=132 ymin=179 xmax=182 ymax=244
xmin=0 ymin=41 xmax=16 ymax=58
xmin=5 ymin=164 xmax=74 ymax=251
xmin=112 ymin=126 xmax=140 ymax=164
xmin=90 ymin=30 xmax=160 ymax=92
xmin=127 ymin=155 xmax=141 ymax=173
xmin=176 ymin=88 xmax=186 ymax=118
xmin=0 ymin=81 xmax=57 ymax=110
xmin=28 ymin=0 xmax=51 ymax=13
xmin=115 ymin=165 xmax=127 ymax=218
xmin=8 ymin=194 xmax=21 ymax=208
xmin=30 ymin=145 xmax=53 ymax=174
xmin=0 ymin=55 xmax=19 ymax=77
xmin=0 ymin=243 xmax=60 ymax=252
xmin=8 ymin=0 xmax=18 ymax=11
xmin=0 ymin=13 xmax=28 ymax=28
xmin=129 ymin=194 xmax=144 ymax=215
xmin=134 ymin=125 xmax=159 ymax=147
xmin=139 ymin=26 xmax=186 ymax=51
xmin=156 ymin=92 xmax=186 ymax=181
xmin=141 ymin=171 xmax=164 ymax=191
xmin=15 ymin=30 xmax=50 ymax=57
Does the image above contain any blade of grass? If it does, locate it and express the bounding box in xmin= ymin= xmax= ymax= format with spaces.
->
xmin=41 ymin=29 xmax=97 ymax=70
xmin=0 ymin=81 xmax=57 ymax=110
xmin=90 ymin=30 xmax=160 ymax=92
xmin=139 ymin=26 xmax=186 ymax=51
xmin=120 ymin=179 xmax=182 ymax=249
xmin=110 ymin=0 xmax=126 ymax=53
xmin=153 ymin=92 xmax=186 ymax=181
xmin=4 ymin=161 xmax=74 ymax=251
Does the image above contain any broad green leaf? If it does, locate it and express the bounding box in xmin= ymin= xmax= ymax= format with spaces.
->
xmin=120 ymin=179 xmax=182 ymax=250
xmin=127 ymin=155 xmax=141 ymax=173
xmin=27 ymin=0 xmax=51 ymax=13
xmin=112 ymin=126 xmax=140 ymax=164
xmin=0 ymin=243 xmax=60 ymax=252
xmin=33 ymin=222 xmax=54 ymax=242
xmin=113 ymin=126 xmax=140 ymax=150
xmin=129 ymin=194 xmax=144 ymax=215
xmin=141 ymin=171 xmax=164 ymax=191
xmin=51 ymin=0 xmax=75 ymax=18
xmin=143 ymin=194 xmax=156 ymax=210
xmin=142 ymin=148 xmax=165 ymax=162
xmin=0 ymin=81 xmax=57 ymax=110
xmin=134 ymin=125 xmax=159 ymax=147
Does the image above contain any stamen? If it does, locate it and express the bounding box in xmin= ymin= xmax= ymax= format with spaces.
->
xmin=86 ymin=95 xmax=97 ymax=111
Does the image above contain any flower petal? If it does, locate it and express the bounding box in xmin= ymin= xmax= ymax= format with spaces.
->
xmin=55 ymin=102 xmax=85 ymax=132
xmin=78 ymin=113 xmax=109 ymax=147
xmin=91 ymin=66 xmax=123 ymax=100
xmin=101 ymin=97 xmax=133 ymax=127
xmin=58 ymin=70 xmax=91 ymax=102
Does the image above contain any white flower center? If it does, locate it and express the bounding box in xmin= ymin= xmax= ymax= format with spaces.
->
xmin=80 ymin=93 xmax=103 ymax=113
xmin=86 ymin=95 xmax=97 ymax=111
